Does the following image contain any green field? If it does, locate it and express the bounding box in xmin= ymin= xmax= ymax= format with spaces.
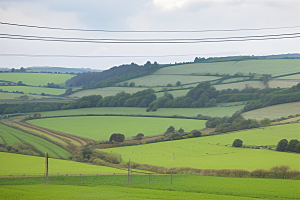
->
xmin=0 ymin=152 xmax=126 ymax=175
xmin=0 ymin=124 xmax=71 ymax=159
xmin=0 ymin=175 xmax=299 ymax=200
xmin=155 ymin=89 xmax=190 ymax=98
xmin=120 ymin=75 xmax=220 ymax=87
xmin=278 ymin=74 xmax=300 ymax=79
xmin=0 ymin=86 xmax=66 ymax=95
xmin=0 ymin=73 xmax=74 ymax=86
xmin=29 ymin=116 xmax=206 ymax=141
xmin=39 ymin=106 xmax=244 ymax=118
xmin=102 ymin=123 xmax=300 ymax=170
xmin=242 ymin=102 xmax=300 ymax=119
xmin=70 ymin=87 xmax=146 ymax=98
xmin=154 ymin=59 xmax=300 ymax=76
xmin=222 ymin=77 xmax=250 ymax=83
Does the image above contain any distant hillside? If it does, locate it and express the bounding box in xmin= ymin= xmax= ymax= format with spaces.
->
xmin=26 ymin=66 xmax=102 ymax=74
xmin=65 ymin=62 xmax=164 ymax=87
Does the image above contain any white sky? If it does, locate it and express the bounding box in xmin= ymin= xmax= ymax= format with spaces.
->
xmin=0 ymin=0 xmax=299 ymax=70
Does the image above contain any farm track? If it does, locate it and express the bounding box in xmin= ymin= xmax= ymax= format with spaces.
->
xmin=14 ymin=121 xmax=94 ymax=146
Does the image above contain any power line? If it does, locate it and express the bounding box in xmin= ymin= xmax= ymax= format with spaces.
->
xmin=0 ymin=53 xmax=203 ymax=58
xmin=0 ymin=32 xmax=299 ymax=42
xmin=1 ymin=21 xmax=299 ymax=33
xmin=1 ymin=35 xmax=299 ymax=43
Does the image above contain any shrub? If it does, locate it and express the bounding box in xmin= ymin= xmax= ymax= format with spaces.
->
xmin=232 ymin=139 xmax=243 ymax=147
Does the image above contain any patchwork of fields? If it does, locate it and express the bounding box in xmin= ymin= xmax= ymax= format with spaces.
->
xmin=154 ymin=59 xmax=300 ymax=76
xmin=242 ymin=102 xmax=300 ymax=119
xmin=0 ymin=73 xmax=74 ymax=86
xmin=102 ymin=123 xmax=300 ymax=170
xmin=119 ymin=75 xmax=220 ymax=87
xmin=29 ymin=116 xmax=206 ymax=141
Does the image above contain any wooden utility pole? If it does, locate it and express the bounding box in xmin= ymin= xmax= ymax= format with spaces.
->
xmin=127 ymin=158 xmax=130 ymax=185
xmin=45 ymin=153 xmax=49 ymax=184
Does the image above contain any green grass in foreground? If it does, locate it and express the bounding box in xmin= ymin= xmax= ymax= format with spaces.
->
xmin=0 ymin=73 xmax=74 ymax=86
xmin=102 ymin=123 xmax=300 ymax=170
xmin=29 ymin=116 xmax=206 ymax=141
xmin=0 ymin=86 xmax=66 ymax=95
xmin=0 ymin=124 xmax=71 ymax=159
xmin=40 ymin=106 xmax=244 ymax=118
xmin=0 ymin=175 xmax=299 ymax=199
xmin=242 ymin=102 xmax=300 ymax=119
xmin=0 ymin=152 xmax=127 ymax=176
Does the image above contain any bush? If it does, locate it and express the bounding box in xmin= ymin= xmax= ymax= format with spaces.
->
xmin=232 ymin=139 xmax=243 ymax=147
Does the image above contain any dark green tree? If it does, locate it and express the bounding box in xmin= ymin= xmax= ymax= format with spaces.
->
xmin=232 ymin=139 xmax=243 ymax=147
xmin=109 ymin=133 xmax=125 ymax=143
xmin=176 ymin=81 xmax=181 ymax=86
xmin=134 ymin=133 xmax=144 ymax=140
xmin=286 ymin=139 xmax=299 ymax=152
xmin=191 ymin=130 xmax=202 ymax=137
xmin=276 ymin=139 xmax=288 ymax=151
xmin=294 ymin=143 xmax=300 ymax=153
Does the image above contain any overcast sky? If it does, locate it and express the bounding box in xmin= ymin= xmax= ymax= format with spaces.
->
xmin=0 ymin=0 xmax=299 ymax=70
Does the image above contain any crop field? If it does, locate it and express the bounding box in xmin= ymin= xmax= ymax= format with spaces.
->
xmin=102 ymin=123 xmax=300 ymax=170
xmin=0 ymin=73 xmax=75 ymax=86
xmin=70 ymin=87 xmax=146 ymax=98
xmin=242 ymin=102 xmax=300 ymax=119
xmin=154 ymin=59 xmax=300 ymax=76
xmin=29 ymin=116 xmax=206 ymax=141
xmin=39 ymin=106 xmax=244 ymax=118
xmin=120 ymin=75 xmax=220 ymax=87
xmin=0 ymin=86 xmax=66 ymax=95
xmin=1 ymin=175 xmax=299 ymax=200
xmin=0 ymin=152 xmax=127 ymax=175
xmin=0 ymin=124 xmax=71 ymax=159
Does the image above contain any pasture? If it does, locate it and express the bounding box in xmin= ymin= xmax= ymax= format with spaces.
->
xmin=69 ymin=87 xmax=146 ymax=98
xmin=102 ymin=123 xmax=300 ymax=170
xmin=39 ymin=106 xmax=244 ymax=118
xmin=0 ymin=93 xmax=42 ymax=100
xmin=0 ymin=175 xmax=299 ymax=200
xmin=0 ymin=124 xmax=71 ymax=159
xmin=0 ymin=73 xmax=74 ymax=86
xmin=242 ymin=102 xmax=300 ymax=119
xmin=119 ymin=75 xmax=220 ymax=87
xmin=155 ymin=89 xmax=189 ymax=98
xmin=29 ymin=116 xmax=206 ymax=141
xmin=154 ymin=59 xmax=300 ymax=76
xmin=0 ymin=86 xmax=66 ymax=95
xmin=0 ymin=152 xmax=126 ymax=176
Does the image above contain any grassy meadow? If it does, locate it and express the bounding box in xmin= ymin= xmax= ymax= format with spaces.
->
xmin=39 ymin=106 xmax=244 ymax=118
xmin=119 ymin=75 xmax=220 ymax=87
xmin=242 ymin=102 xmax=300 ymax=119
xmin=29 ymin=116 xmax=206 ymax=141
xmin=154 ymin=59 xmax=300 ymax=76
xmin=102 ymin=123 xmax=300 ymax=170
xmin=70 ymin=87 xmax=146 ymax=98
xmin=1 ymin=175 xmax=299 ymax=200
xmin=0 ymin=93 xmax=45 ymax=100
xmin=0 ymin=73 xmax=74 ymax=86
xmin=0 ymin=124 xmax=71 ymax=159
xmin=0 ymin=86 xmax=66 ymax=95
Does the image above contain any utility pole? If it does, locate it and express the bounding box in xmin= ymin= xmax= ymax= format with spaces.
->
xmin=45 ymin=153 xmax=49 ymax=184
xmin=127 ymin=158 xmax=130 ymax=185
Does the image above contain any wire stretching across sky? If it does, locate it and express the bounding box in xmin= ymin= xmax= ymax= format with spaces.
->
xmin=1 ymin=21 xmax=300 ymax=33
xmin=1 ymin=33 xmax=299 ymax=43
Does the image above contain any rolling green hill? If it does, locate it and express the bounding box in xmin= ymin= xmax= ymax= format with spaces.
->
xmin=28 ymin=116 xmax=206 ymax=141
xmin=102 ymin=123 xmax=300 ymax=171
